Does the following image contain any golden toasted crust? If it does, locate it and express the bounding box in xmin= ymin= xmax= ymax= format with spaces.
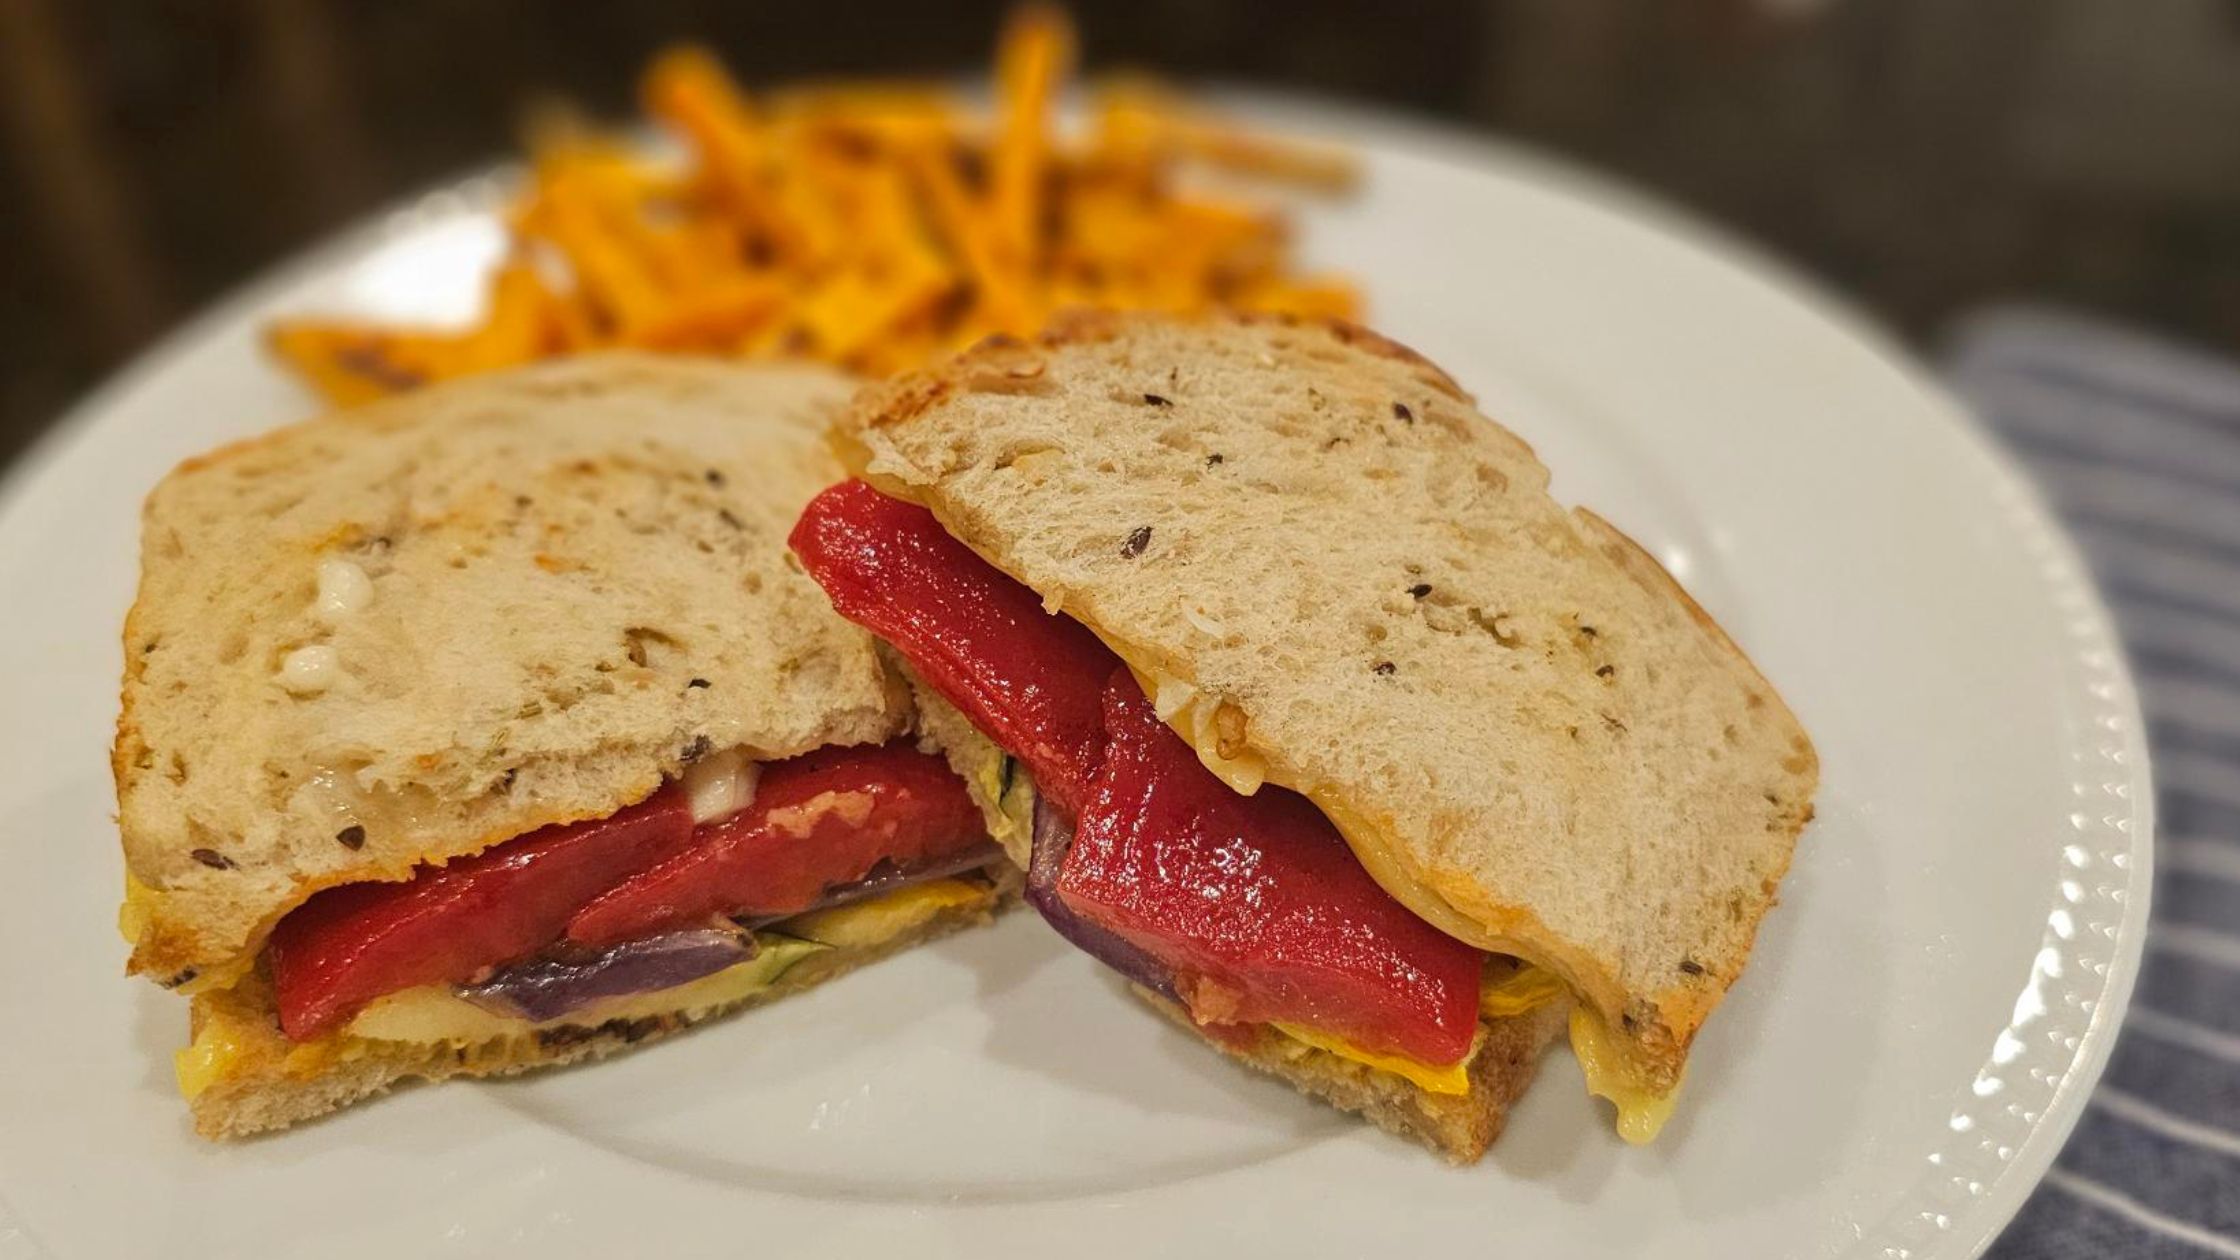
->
xmin=188 ymin=878 xmax=1015 ymax=1139
xmin=1136 ymin=989 xmax=1568 ymax=1163
xmin=117 ymin=355 xmax=909 ymax=984
xmin=839 ymin=312 xmax=1817 ymax=1094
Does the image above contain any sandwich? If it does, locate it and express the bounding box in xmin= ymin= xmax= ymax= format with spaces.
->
xmin=788 ymin=312 xmax=1818 ymax=1160
xmin=115 ymin=354 xmax=1018 ymax=1138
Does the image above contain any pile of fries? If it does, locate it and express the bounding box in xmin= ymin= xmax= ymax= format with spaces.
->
xmin=269 ymin=8 xmax=1362 ymax=405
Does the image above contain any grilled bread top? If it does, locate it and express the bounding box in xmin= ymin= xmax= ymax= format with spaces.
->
xmin=118 ymin=354 xmax=907 ymax=984
xmin=836 ymin=312 xmax=1816 ymax=1095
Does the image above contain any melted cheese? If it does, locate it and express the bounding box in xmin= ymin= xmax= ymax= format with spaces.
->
xmin=173 ymin=879 xmax=1002 ymax=1100
xmin=1480 ymin=963 xmax=1567 ymax=1019
xmin=179 ymin=953 xmax=255 ymax=996
xmin=1126 ymin=662 xmax=1692 ymax=1142
xmin=118 ymin=872 xmax=157 ymax=947
xmin=782 ymin=878 xmax=990 ymax=949
xmin=1569 ymin=1007 xmax=1679 ymax=1144
xmin=175 ymin=1021 xmax=250 ymax=1101
xmin=348 ymin=936 xmax=829 ymax=1043
xmin=121 ymin=873 xmax=253 ymax=994
xmin=1271 ymin=1023 xmax=1472 ymax=1095
xmin=174 ymin=938 xmax=831 ymax=1101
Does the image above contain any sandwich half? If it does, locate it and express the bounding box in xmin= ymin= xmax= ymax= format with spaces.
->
xmin=116 ymin=354 xmax=1017 ymax=1138
xmin=789 ymin=312 xmax=1817 ymax=1159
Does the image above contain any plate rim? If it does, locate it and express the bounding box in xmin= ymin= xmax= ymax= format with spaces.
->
xmin=0 ymin=90 xmax=2156 ymax=1260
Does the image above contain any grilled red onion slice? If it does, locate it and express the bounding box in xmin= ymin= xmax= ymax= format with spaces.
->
xmin=458 ymin=927 xmax=754 ymax=1023
xmin=457 ymin=842 xmax=1009 ymax=1022
xmin=737 ymin=839 xmax=1008 ymax=929
xmin=1027 ymin=798 xmax=1177 ymax=999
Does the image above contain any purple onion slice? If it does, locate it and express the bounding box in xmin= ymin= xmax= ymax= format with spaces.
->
xmin=457 ymin=842 xmax=1009 ymax=1023
xmin=1026 ymin=798 xmax=1177 ymax=1000
xmin=458 ymin=927 xmax=755 ymax=1023
xmin=740 ymin=839 xmax=1008 ymax=929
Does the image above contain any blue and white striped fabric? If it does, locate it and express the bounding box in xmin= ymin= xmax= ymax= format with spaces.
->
xmin=1950 ymin=309 xmax=2240 ymax=1260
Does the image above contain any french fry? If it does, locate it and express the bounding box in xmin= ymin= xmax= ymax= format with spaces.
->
xmin=990 ymin=5 xmax=1072 ymax=277
xmin=267 ymin=7 xmax=1361 ymax=405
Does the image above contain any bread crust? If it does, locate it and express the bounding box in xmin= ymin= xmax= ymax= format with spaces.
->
xmin=117 ymin=355 xmax=909 ymax=982
xmin=1136 ymin=988 xmax=1567 ymax=1163
xmin=839 ymin=312 xmax=1818 ymax=1094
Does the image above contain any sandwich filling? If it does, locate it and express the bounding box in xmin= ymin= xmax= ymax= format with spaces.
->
xmin=179 ymin=738 xmax=1003 ymax=1091
xmin=792 ymin=481 xmax=1564 ymax=1094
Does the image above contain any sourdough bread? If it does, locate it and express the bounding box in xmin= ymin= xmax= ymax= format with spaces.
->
xmin=837 ymin=312 xmax=1817 ymax=1096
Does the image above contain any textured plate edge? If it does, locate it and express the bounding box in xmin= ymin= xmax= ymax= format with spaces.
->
xmin=1838 ymin=393 xmax=2154 ymax=1260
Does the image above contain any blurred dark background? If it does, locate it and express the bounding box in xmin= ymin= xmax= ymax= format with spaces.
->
xmin=4 ymin=0 xmax=2236 ymax=469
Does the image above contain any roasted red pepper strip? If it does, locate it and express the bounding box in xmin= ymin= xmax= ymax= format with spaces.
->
xmin=269 ymin=788 xmax=696 ymax=1041
xmin=789 ymin=480 xmax=1117 ymax=816
xmin=1060 ymin=672 xmax=1484 ymax=1065
xmin=565 ymin=742 xmax=988 ymax=947
xmin=791 ymin=480 xmax=1484 ymax=1067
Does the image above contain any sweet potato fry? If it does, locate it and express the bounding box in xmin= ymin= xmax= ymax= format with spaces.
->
xmin=266 ymin=8 xmax=1361 ymax=403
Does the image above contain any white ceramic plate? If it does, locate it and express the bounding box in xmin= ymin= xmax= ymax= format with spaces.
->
xmin=0 ymin=96 xmax=2151 ymax=1259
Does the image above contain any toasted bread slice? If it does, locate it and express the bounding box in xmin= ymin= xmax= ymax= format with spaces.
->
xmin=837 ymin=312 xmax=1816 ymax=1115
xmin=1135 ymin=989 xmax=1567 ymax=1164
xmin=117 ymin=354 xmax=909 ymax=987
xmin=185 ymin=874 xmax=1015 ymax=1139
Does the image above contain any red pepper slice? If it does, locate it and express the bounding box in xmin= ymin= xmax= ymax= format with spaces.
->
xmin=788 ymin=480 xmax=1483 ymax=1067
xmin=565 ymin=742 xmax=988 ymax=948
xmin=789 ymin=480 xmax=1117 ymax=816
xmin=269 ymin=788 xmax=696 ymax=1041
xmin=1058 ymin=672 xmax=1485 ymax=1066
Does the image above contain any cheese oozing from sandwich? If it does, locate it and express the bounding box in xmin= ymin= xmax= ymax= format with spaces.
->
xmin=1128 ymin=659 xmax=1680 ymax=1141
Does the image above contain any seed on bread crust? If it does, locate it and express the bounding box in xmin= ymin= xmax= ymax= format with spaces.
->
xmin=1121 ymin=525 xmax=1153 ymax=558
xmin=335 ymin=825 xmax=367 ymax=850
xmin=190 ymin=848 xmax=235 ymax=870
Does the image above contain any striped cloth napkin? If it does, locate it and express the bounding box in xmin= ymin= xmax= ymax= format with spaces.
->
xmin=1949 ymin=309 xmax=2240 ymax=1260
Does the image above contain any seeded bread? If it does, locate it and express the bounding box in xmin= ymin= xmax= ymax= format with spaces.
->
xmin=1137 ymin=988 xmax=1566 ymax=1163
xmin=188 ymin=876 xmax=1013 ymax=1139
xmin=837 ymin=312 xmax=1818 ymax=1096
xmin=117 ymin=354 xmax=909 ymax=986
